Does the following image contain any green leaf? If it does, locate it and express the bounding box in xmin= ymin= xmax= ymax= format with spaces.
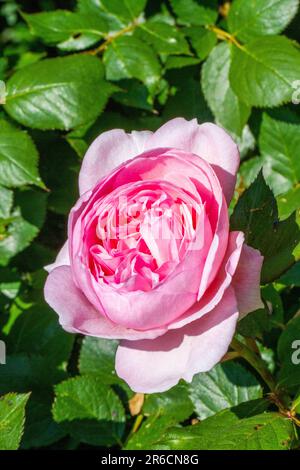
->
xmin=126 ymin=383 xmax=194 ymax=450
xmin=126 ymin=414 xmax=175 ymax=450
xmin=277 ymin=317 xmax=300 ymax=391
xmin=202 ymin=43 xmax=251 ymax=136
xmin=163 ymin=72 xmax=213 ymax=123
xmin=4 ymin=55 xmax=111 ymax=131
xmin=156 ymin=411 xmax=294 ymax=450
xmin=170 ymin=0 xmax=218 ymax=26
xmin=164 ymin=56 xmax=201 ymax=70
xmin=38 ymin=132 xmax=79 ymax=214
xmin=230 ymin=171 xmax=300 ymax=283
xmin=112 ymin=79 xmax=153 ymax=111
xmin=0 ymin=393 xmax=30 ymax=450
xmin=0 ymin=119 xmax=43 ymax=188
xmin=15 ymin=52 xmax=46 ymax=70
xmin=0 ymin=354 xmax=67 ymax=395
xmin=21 ymin=392 xmax=66 ymax=449
xmin=144 ymin=383 xmax=194 ymax=422
xmin=0 ymin=186 xmax=13 ymax=219
xmin=97 ymin=0 xmax=147 ymax=23
xmin=259 ymin=113 xmax=300 ymax=195
xmin=277 ymin=187 xmax=300 ymax=220
xmin=78 ymin=0 xmax=146 ymax=31
xmin=238 ymin=284 xmax=284 ymax=337
xmin=137 ymin=20 xmax=190 ymax=55
xmin=189 ymin=362 xmax=262 ymax=420
xmin=239 ymin=156 xmax=263 ymax=188
xmin=228 ymin=0 xmax=299 ymax=43
xmin=79 ymin=337 xmax=119 ymax=384
xmin=185 ymin=26 xmax=217 ymax=60
xmin=0 ymin=189 xmax=47 ymax=266
xmin=52 ymin=376 xmax=125 ymax=446
xmin=278 ymin=261 xmax=300 ymax=286
xmin=234 ymin=125 xmax=256 ymax=159
xmin=0 ymin=268 xmax=21 ymax=299
xmin=230 ymin=36 xmax=300 ymax=108
xmin=77 ymin=0 xmax=125 ymax=31
xmin=23 ymin=10 xmax=108 ymax=51
xmin=103 ymin=35 xmax=161 ymax=92
xmin=0 ymin=58 xmax=7 ymax=81
xmin=237 ymin=309 xmax=270 ymax=337
xmin=7 ymin=303 xmax=74 ymax=368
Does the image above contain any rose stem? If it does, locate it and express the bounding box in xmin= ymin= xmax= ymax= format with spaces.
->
xmin=230 ymin=337 xmax=276 ymax=392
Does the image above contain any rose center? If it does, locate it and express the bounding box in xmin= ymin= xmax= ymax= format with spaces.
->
xmin=84 ymin=181 xmax=201 ymax=292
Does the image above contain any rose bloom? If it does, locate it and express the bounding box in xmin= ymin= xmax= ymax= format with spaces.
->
xmin=44 ymin=118 xmax=263 ymax=393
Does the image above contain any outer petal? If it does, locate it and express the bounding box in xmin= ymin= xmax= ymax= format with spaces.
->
xmin=44 ymin=241 xmax=70 ymax=273
xmin=115 ymin=287 xmax=238 ymax=393
xmin=232 ymin=244 xmax=264 ymax=318
xmin=197 ymin=192 xmax=229 ymax=299
xmin=146 ymin=118 xmax=239 ymax=204
xmin=44 ymin=266 xmax=167 ymax=340
xmin=170 ymin=231 xmax=244 ymax=330
xmin=79 ymin=129 xmax=152 ymax=194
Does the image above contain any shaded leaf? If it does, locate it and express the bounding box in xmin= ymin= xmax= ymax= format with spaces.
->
xmin=230 ymin=171 xmax=300 ymax=283
xmin=0 ymin=189 xmax=47 ymax=266
xmin=52 ymin=376 xmax=125 ymax=446
xmin=277 ymin=317 xmax=300 ymax=391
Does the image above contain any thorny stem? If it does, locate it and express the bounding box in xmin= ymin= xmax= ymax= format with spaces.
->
xmin=230 ymin=337 xmax=300 ymax=428
xmin=221 ymin=351 xmax=240 ymax=362
xmin=88 ymin=21 xmax=138 ymax=56
xmin=87 ymin=20 xmax=243 ymax=57
xmin=230 ymin=337 xmax=277 ymax=392
xmin=207 ymin=25 xmax=243 ymax=49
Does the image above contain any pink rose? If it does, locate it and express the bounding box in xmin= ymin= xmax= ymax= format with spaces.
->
xmin=44 ymin=118 xmax=263 ymax=393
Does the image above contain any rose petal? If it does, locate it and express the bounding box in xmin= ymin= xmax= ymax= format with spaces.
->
xmin=197 ymin=192 xmax=229 ymax=299
xmin=115 ymin=287 xmax=238 ymax=393
xmin=146 ymin=118 xmax=239 ymax=204
xmin=44 ymin=241 xmax=70 ymax=273
xmin=79 ymin=129 xmax=152 ymax=195
xmin=232 ymin=244 xmax=264 ymax=318
xmin=44 ymin=266 xmax=167 ymax=340
xmin=170 ymin=231 xmax=244 ymax=330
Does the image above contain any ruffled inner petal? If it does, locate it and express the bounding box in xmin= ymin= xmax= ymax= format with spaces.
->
xmin=82 ymin=180 xmax=207 ymax=293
